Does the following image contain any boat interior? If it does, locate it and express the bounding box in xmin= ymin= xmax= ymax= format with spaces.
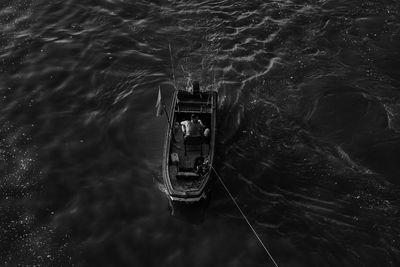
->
xmin=168 ymin=90 xmax=214 ymax=192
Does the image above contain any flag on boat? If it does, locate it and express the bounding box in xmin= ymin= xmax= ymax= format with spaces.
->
xmin=156 ymin=87 xmax=164 ymax=116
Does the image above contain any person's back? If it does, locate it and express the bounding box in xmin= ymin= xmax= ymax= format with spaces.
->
xmin=181 ymin=114 xmax=204 ymax=137
xmin=186 ymin=120 xmax=202 ymax=136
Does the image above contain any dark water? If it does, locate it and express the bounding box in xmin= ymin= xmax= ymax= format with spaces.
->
xmin=1 ymin=0 xmax=400 ymax=266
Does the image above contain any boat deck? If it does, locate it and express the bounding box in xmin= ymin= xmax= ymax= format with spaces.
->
xmin=168 ymin=125 xmax=210 ymax=192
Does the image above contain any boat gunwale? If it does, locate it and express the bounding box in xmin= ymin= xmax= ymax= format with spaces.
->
xmin=162 ymin=89 xmax=217 ymax=201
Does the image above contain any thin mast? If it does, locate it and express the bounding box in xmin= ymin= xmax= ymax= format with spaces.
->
xmin=169 ymin=43 xmax=177 ymax=90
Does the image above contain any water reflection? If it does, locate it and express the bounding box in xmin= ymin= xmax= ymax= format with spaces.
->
xmin=168 ymin=198 xmax=210 ymax=224
xmin=1 ymin=0 xmax=400 ymax=266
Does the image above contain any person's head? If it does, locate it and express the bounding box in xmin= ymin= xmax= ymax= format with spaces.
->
xmin=191 ymin=114 xmax=199 ymax=123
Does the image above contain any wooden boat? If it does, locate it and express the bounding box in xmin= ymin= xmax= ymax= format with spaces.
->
xmin=162 ymin=82 xmax=217 ymax=202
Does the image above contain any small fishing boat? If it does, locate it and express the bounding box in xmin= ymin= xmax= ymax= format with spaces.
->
xmin=162 ymin=81 xmax=217 ymax=202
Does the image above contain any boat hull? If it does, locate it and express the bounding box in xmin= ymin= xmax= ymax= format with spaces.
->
xmin=162 ymin=89 xmax=217 ymax=202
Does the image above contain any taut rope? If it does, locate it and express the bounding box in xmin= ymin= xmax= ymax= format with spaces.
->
xmin=211 ymin=166 xmax=279 ymax=267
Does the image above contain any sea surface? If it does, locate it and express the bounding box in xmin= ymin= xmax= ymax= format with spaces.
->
xmin=1 ymin=0 xmax=400 ymax=266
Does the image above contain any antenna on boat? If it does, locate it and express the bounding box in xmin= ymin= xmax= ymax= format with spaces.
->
xmin=157 ymin=85 xmax=176 ymax=142
xmin=169 ymin=43 xmax=177 ymax=90
xmin=160 ymin=87 xmax=173 ymax=129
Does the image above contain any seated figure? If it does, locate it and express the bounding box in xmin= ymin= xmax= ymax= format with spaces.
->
xmin=181 ymin=114 xmax=211 ymax=156
xmin=181 ymin=114 xmax=205 ymax=138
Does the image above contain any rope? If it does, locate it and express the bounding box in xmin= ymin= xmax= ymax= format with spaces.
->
xmin=211 ymin=166 xmax=279 ymax=267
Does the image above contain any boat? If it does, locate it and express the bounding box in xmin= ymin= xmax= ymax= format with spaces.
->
xmin=162 ymin=81 xmax=217 ymax=202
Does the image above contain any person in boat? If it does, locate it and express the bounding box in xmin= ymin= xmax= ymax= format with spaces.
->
xmin=181 ymin=114 xmax=205 ymax=138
